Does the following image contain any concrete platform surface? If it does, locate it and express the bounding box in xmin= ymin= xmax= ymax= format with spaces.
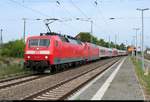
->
xmin=68 ymin=57 xmax=144 ymax=100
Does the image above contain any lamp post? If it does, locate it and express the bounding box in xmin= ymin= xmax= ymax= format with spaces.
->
xmin=109 ymin=35 xmax=111 ymax=48
xmin=22 ymin=18 xmax=26 ymax=43
xmin=0 ymin=29 xmax=3 ymax=48
xmin=133 ymin=28 xmax=140 ymax=60
xmin=22 ymin=18 xmax=43 ymax=42
xmin=76 ymin=18 xmax=93 ymax=43
xmin=115 ymin=34 xmax=117 ymax=49
xmin=133 ymin=36 xmax=136 ymax=57
xmin=125 ymin=40 xmax=128 ymax=51
xmin=109 ymin=18 xmax=118 ymax=48
xmin=90 ymin=20 xmax=93 ymax=43
xmin=137 ymin=8 xmax=149 ymax=71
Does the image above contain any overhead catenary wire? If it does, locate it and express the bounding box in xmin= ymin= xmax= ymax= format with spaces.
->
xmin=93 ymin=0 xmax=109 ymax=25
xmin=88 ymin=0 xmax=107 ymax=30
xmin=92 ymin=0 xmax=113 ymax=40
xmin=8 ymin=0 xmax=77 ymax=35
xmin=9 ymin=0 xmax=50 ymax=17
xmin=69 ymin=0 xmax=88 ymax=18
xmin=93 ymin=0 xmax=123 ymax=44
xmin=56 ymin=0 xmax=76 ymax=18
xmin=55 ymin=0 xmax=80 ymax=33
xmin=56 ymin=0 xmax=84 ymax=32
xmin=68 ymin=0 xmax=103 ymax=36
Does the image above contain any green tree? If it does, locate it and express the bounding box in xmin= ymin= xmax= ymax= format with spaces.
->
xmin=119 ymin=43 xmax=126 ymax=50
xmin=104 ymin=42 xmax=109 ymax=48
xmin=92 ymin=36 xmax=99 ymax=44
xmin=76 ymin=32 xmax=126 ymax=50
xmin=76 ymin=32 xmax=92 ymax=42
xmin=98 ymin=39 xmax=105 ymax=46
xmin=116 ymin=44 xmax=120 ymax=49
xmin=1 ymin=39 xmax=25 ymax=58
xmin=110 ymin=41 xmax=115 ymax=48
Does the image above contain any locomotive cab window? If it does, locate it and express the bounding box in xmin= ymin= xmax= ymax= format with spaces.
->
xmin=29 ymin=39 xmax=50 ymax=47
xmin=29 ymin=39 xmax=39 ymax=46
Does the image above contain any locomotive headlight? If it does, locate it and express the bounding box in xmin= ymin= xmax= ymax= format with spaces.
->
xmin=45 ymin=56 xmax=48 ymax=59
xmin=27 ymin=56 xmax=30 ymax=59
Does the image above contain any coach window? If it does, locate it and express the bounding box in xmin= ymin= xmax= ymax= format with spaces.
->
xmin=101 ymin=50 xmax=105 ymax=54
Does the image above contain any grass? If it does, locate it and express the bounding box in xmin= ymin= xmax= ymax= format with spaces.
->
xmin=0 ymin=56 xmax=31 ymax=79
xmin=131 ymin=57 xmax=150 ymax=95
xmin=0 ymin=64 xmax=31 ymax=79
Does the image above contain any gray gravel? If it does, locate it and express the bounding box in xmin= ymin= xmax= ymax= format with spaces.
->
xmin=0 ymin=58 xmax=116 ymax=100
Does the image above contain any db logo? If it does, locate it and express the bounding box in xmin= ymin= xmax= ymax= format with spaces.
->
xmin=35 ymin=51 xmax=40 ymax=54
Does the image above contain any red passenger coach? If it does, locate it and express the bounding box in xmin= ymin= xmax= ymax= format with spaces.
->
xmin=84 ymin=42 xmax=99 ymax=61
xmin=24 ymin=32 xmax=86 ymax=72
xmin=112 ymin=48 xmax=118 ymax=57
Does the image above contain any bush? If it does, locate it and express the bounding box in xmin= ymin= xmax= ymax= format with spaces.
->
xmin=1 ymin=39 xmax=25 ymax=58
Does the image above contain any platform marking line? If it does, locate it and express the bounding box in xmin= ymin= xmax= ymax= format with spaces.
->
xmin=91 ymin=58 xmax=126 ymax=100
xmin=68 ymin=58 xmax=123 ymax=100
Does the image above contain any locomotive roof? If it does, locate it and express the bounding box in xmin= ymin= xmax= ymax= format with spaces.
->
xmin=27 ymin=32 xmax=76 ymax=39
xmin=27 ymin=35 xmax=51 ymax=39
xmin=27 ymin=32 xmax=126 ymax=52
xmin=27 ymin=32 xmax=84 ymax=44
xmin=40 ymin=32 xmax=77 ymax=40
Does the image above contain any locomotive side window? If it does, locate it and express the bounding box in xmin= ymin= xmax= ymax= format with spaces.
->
xmin=77 ymin=40 xmax=83 ymax=45
xmin=59 ymin=36 xmax=69 ymax=43
xmin=68 ymin=38 xmax=78 ymax=45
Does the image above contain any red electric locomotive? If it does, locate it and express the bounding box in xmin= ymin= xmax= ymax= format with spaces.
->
xmin=24 ymin=32 xmax=87 ymax=72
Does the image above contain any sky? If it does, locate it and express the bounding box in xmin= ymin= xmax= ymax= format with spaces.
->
xmin=0 ymin=0 xmax=150 ymax=49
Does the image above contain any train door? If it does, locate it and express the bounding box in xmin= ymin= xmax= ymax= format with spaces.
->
xmin=53 ymin=38 xmax=62 ymax=64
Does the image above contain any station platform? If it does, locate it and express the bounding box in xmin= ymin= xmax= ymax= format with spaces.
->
xmin=68 ymin=57 xmax=144 ymax=100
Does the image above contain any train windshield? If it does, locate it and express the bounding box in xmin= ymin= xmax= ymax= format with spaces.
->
xmin=29 ymin=39 xmax=50 ymax=47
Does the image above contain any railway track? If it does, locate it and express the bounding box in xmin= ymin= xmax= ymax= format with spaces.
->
xmin=0 ymin=73 xmax=32 ymax=83
xmin=0 ymin=57 xmax=122 ymax=100
xmin=0 ymin=58 xmax=110 ymax=90
xmin=0 ymin=58 xmax=113 ymax=90
xmin=23 ymin=57 xmax=122 ymax=100
xmin=0 ymin=74 xmax=49 ymax=90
